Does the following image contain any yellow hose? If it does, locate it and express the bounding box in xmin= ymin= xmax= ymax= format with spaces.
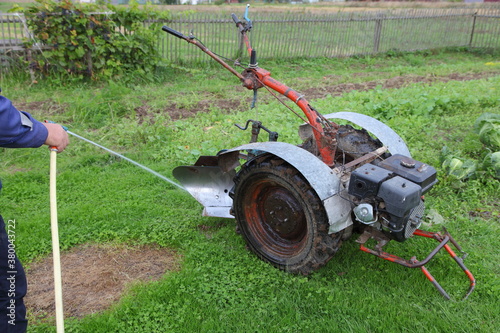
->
xmin=50 ymin=148 xmax=64 ymax=333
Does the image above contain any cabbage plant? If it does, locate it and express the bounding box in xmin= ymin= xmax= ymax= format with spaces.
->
xmin=440 ymin=146 xmax=477 ymax=180
xmin=482 ymin=151 xmax=500 ymax=179
xmin=474 ymin=113 xmax=500 ymax=150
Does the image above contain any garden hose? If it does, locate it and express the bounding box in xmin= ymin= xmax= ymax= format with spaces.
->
xmin=50 ymin=147 xmax=64 ymax=333
xmin=67 ymin=130 xmax=185 ymax=191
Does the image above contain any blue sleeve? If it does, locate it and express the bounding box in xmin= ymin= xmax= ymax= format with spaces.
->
xmin=0 ymin=96 xmax=48 ymax=148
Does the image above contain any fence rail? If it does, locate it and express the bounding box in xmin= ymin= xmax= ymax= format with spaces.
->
xmin=158 ymin=8 xmax=500 ymax=64
xmin=0 ymin=13 xmax=29 ymax=51
xmin=0 ymin=7 xmax=499 ymax=65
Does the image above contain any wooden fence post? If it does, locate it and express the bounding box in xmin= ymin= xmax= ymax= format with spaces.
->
xmin=86 ymin=18 xmax=93 ymax=78
xmin=373 ymin=14 xmax=384 ymax=53
xmin=469 ymin=11 xmax=477 ymax=48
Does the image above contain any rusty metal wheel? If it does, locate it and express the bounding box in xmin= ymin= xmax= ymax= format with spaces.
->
xmin=232 ymin=154 xmax=342 ymax=274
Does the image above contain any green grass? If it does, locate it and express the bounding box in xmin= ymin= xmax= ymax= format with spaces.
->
xmin=0 ymin=2 xmax=15 ymax=12
xmin=0 ymin=49 xmax=499 ymax=332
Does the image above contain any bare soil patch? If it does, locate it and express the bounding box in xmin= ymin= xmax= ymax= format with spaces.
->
xmin=16 ymin=99 xmax=67 ymax=118
xmin=155 ymin=71 xmax=500 ymax=121
xmin=136 ymin=97 xmax=244 ymax=124
xmin=301 ymin=71 xmax=500 ymax=100
xmin=24 ymin=243 xmax=181 ymax=322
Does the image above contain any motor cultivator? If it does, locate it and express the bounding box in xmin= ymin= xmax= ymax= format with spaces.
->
xmin=162 ymin=6 xmax=475 ymax=300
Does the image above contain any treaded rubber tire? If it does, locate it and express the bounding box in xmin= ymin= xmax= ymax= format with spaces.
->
xmin=232 ymin=153 xmax=343 ymax=275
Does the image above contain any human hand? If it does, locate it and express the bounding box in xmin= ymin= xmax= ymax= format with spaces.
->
xmin=43 ymin=122 xmax=69 ymax=152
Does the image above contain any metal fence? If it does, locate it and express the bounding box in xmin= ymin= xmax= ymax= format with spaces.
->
xmin=0 ymin=13 xmax=29 ymax=51
xmin=159 ymin=7 xmax=500 ymax=64
xmin=1 ymin=7 xmax=499 ymax=65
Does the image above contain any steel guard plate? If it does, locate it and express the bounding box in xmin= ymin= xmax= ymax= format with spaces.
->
xmin=323 ymin=112 xmax=412 ymax=157
xmin=219 ymin=142 xmax=353 ymax=233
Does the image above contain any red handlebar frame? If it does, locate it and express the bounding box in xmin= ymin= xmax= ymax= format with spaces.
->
xmin=162 ymin=19 xmax=339 ymax=166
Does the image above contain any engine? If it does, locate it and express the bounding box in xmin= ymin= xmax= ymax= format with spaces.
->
xmin=347 ymin=154 xmax=437 ymax=242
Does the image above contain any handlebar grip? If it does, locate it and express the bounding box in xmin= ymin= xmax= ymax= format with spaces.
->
xmin=162 ymin=26 xmax=187 ymax=40
xmin=250 ymin=50 xmax=257 ymax=67
xmin=231 ymin=13 xmax=241 ymax=25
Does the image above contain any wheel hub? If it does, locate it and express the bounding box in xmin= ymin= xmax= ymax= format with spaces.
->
xmin=260 ymin=187 xmax=307 ymax=240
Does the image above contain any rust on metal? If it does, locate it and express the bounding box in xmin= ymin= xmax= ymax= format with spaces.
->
xmin=244 ymin=176 xmax=308 ymax=257
xmin=333 ymin=146 xmax=388 ymax=174
xmin=185 ymin=38 xmax=245 ymax=82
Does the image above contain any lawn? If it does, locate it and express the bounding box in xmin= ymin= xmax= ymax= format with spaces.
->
xmin=0 ymin=48 xmax=499 ymax=332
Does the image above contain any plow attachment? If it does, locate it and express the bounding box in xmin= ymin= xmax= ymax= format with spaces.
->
xmin=173 ymin=156 xmax=236 ymax=219
xmin=357 ymin=227 xmax=476 ymax=300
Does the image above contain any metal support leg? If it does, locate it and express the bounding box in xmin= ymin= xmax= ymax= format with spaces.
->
xmin=357 ymin=227 xmax=476 ymax=300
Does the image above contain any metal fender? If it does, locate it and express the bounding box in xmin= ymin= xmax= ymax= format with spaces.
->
xmin=323 ymin=112 xmax=412 ymax=157
xmin=219 ymin=141 xmax=353 ymax=233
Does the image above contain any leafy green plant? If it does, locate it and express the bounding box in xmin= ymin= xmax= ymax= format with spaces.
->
xmin=474 ymin=112 xmax=500 ymax=150
xmin=17 ymin=0 xmax=170 ymax=82
xmin=440 ymin=146 xmax=477 ymax=180
xmin=440 ymin=113 xmax=500 ymax=181
xmin=481 ymin=151 xmax=500 ymax=179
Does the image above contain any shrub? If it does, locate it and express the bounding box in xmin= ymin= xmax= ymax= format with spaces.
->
xmin=17 ymin=0 xmax=171 ymax=82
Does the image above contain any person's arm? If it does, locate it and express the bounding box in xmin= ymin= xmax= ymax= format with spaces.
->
xmin=0 ymin=96 xmax=68 ymax=152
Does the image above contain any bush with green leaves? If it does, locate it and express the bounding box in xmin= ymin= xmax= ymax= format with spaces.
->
xmin=17 ymin=0 xmax=171 ymax=82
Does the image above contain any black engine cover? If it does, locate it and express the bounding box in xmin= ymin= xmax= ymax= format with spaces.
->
xmin=348 ymin=155 xmax=437 ymax=242
xmin=377 ymin=154 xmax=437 ymax=194
xmin=348 ymin=164 xmax=392 ymax=199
